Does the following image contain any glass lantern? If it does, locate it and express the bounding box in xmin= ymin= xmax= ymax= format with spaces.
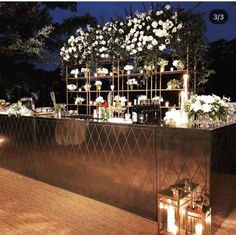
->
xmin=185 ymin=192 xmax=211 ymax=235
xmin=158 ymin=178 xmax=200 ymax=235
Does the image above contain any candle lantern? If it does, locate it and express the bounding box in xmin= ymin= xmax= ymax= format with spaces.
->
xmin=158 ymin=178 xmax=200 ymax=235
xmin=185 ymin=192 xmax=211 ymax=235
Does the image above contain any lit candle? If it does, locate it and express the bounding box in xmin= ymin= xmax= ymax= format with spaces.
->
xmin=128 ymin=102 xmax=132 ymax=107
xmin=109 ymin=72 xmax=113 ymax=76
xmin=180 ymin=91 xmax=185 ymax=110
xmin=140 ymin=70 xmax=144 ymax=74
xmin=79 ymin=88 xmax=82 ymax=92
xmin=167 ymin=206 xmax=176 ymax=234
xmin=89 ymin=101 xmax=93 ymax=105
xmin=127 ymin=70 xmax=131 ymax=75
xmin=170 ymin=67 xmax=174 ymax=71
xmin=195 ymin=223 xmax=203 ymax=235
xmin=94 ymin=73 xmax=98 ymax=77
xmin=110 ymin=85 xmax=115 ymax=91
xmin=165 ymin=101 xmax=169 ymax=108
xmin=183 ymin=74 xmax=189 ymax=100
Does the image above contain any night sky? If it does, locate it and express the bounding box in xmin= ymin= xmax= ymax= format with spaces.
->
xmin=52 ymin=1 xmax=236 ymax=42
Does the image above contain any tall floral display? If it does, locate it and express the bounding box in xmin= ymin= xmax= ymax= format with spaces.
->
xmin=60 ymin=4 xmax=183 ymax=66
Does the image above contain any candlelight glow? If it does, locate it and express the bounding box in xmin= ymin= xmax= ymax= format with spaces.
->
xmin=167 ymin=206 xmax=176 ymax=234
xmin=195 ymin=223 xmax=203 ymax=235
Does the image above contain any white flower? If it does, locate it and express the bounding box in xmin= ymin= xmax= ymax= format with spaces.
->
xmin=190 ymin=101 xmax=202 ymax=112
xmin=138 ymin=95 xmax=147 ymax=102
xmin=114 ymin=95 xmax=127 ymax=106
xmin=95 ymin=81 xmax=102 ymax=87
xmin=165 ymin=5 xmax=171 ymax=10
xmin=95 ymin=96 xmax=105 ymax=105
xmin=147 ymin=26 xmax=150 ymax=30
xmin=75 ymin=97 xmax=85 ymax=105
xmin=152 ymin=96 xmax=164 ymax=102
xmin=159 ymin=44 xmax=166 ymax=51
xmin=151 ymin=21 xmax=158 ymax=28
xmin=127 ymin=78 xmax=138 ymax=85
xmin=202 ymin=103 xmax=212 ymax=113
xmin=124 ymin=65 xmax=134 ymax=71
xmin=156 ymin=10 xmax=163 ymax=16
xmin=177 ymin=23 xmax=183 ymax=29
xmin=147 ymin=44 xmax=153 ymax=50
xmin=172 ymin=27 xmax=177 ymax=33
xmin=152 ymin=39 xmax=158 ymax=46
xmin=97 ymin=68 xmax=109 ymax=75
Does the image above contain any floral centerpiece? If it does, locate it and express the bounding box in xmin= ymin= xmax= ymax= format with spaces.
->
xmin=95 ymin=96 xmax=105 ymax=106
xmin=172 ymin=60 xmax=185 ymax=70
xmin=84 ymin=83 xmax=91 ymax=92
xmin=167 ymin=79 xmax=182 ymax=89
xmin=75 ymin=97 xmax=85 ymax=105
xmin=70 ymin=68 xmax=79 ymax=78
xmin=53 ymin=103 xmax=66 ymax=119
xmin=138 ymin=95 xmax=147 ymax=104
xmin=113 ymin=95 xmax=127 ymax=115
xmin=185 ymin=94 xmax=234 ymax=127
xmin=8 ymin=103 xmax=34 ymax=117
xmin=126 ymin=78 xmax=138 ymax=89
xmin=124 ymin=65 xmax=134 ymax=74
xmin=102 ymin=101 xmax=109 ymax=121
xmin=81 ymin=67 xmax=90 ymax=78
xmin=157 ymin=58 xmax=168 ymax=71
xmin=152 ymin=96 xmax=164 ymax=104
xmin=96 ymin=67 xmax=109 ymax=77
xmin=95 ymin=80 xmax=102 ymax=90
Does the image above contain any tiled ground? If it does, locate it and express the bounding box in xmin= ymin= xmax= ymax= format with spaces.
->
xmin=0 ymin=167 xmax=235 ymax=235
xmin=215 ymin=208 xmax=236 ymax=235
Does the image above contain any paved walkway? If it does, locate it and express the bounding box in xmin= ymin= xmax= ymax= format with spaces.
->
xmin=0 ymin=168 xmax=235 ymax=235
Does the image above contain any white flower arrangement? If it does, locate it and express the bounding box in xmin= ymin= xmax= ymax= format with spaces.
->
xmin=114 ymin=95 xmax=127 ymax=106
xmin=172 ymin=60 xmax=185 ymax=70
xmin=70 ymin=69 xmax=79 ymax=78
xmin=75 ymin=97 xmax=85 ymax=105
xmin=152 ymin=96 xmax=164 ymax=102
xmin=126 ymin=78 xmax=138 ymax=85
xmin=138 ymin=95 xmax=147 ymax=103
xmin=67 ymin=84 xmax=77 ymax=91
xmin=84 ymin=83 xmax=91 ymax=91
xmin=164 ymin=108 xmax=188 ymax=127
xmin=96 ymin=67 xmax=109 ymax=76
xmin=185 ymin=94 xmax=234 ymax=123
xmin=60 ymin=4 xmax=183 ymax=65
xmin=7 ymin=104 xmax=33 ymax=117
xmin=124 ymin=65 xmax=134 ymax=71
xmin=95 ymin=80 xmax=102 ymax=87
xmin=157 ymin=58 xmax=169 ymax=67
xmin=95 ymin=96 xmax=105 ymax=106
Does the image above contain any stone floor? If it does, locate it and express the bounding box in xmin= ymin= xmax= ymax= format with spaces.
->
xmin=0 ymin=168 xmax=235 ymax=235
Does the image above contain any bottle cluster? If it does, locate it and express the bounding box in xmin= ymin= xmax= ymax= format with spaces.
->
xmin=131 ymin=100 xmax=161 ymax=125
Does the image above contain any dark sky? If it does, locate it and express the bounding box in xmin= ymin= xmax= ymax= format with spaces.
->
xmin=52 ymin=1 xmax=236 ymax=42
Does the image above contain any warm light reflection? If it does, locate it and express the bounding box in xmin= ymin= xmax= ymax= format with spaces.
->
xmin=195 ymin=223 xmax=203 ymax=235
xmin=167 ymin=206 xmax=176 ymax=234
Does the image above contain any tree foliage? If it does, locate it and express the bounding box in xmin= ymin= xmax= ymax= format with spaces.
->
xmin=0 ymin=2 xmax=96 ymax=104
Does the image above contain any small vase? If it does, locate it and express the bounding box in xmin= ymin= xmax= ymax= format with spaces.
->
xmin=102 ymin=109 xmax=109 ymax=121
xmin=98 ymin=106 xmax=103 ymax=119
xmin=129 ymin=84 xmax=133 ymax=90
xmin=57 ymin=110 xmax=62 ymax=119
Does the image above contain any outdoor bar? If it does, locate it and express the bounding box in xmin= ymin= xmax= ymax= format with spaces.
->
xmin=0 ymin=114 xmax=236 ymax=234
xmin=1 ymin=2 xmax=236 ymax=235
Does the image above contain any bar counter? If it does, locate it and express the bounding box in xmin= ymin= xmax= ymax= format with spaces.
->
xmin=0 ymin=114 xmax=235 ymax=234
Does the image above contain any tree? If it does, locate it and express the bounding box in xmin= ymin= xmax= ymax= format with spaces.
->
xmin=0 ymin=2 xmax=96 ymax=104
